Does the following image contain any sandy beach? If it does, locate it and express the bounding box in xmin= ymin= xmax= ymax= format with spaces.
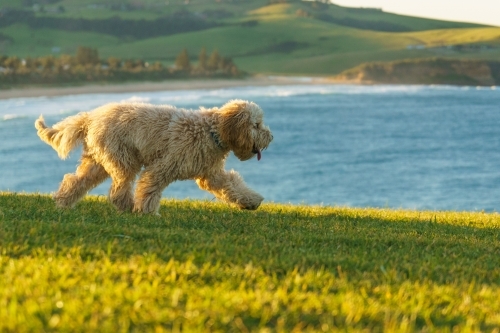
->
xmin=0 ymin=76 xmax=336 ymax=100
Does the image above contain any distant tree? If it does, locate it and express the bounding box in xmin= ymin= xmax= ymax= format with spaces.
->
xmin=107 ymin=57 xmax=121 ymax=69
xmin=0 ymin=47 xmax=242 ymax=87
xmin=175 ymin=48 xmax=191 ymax=71
xmin=122 ymin=59 xmax=135 ymax=70
xmin=39 ymin=55 xmax=55 ymax=70
xmin=58 ymin=54 xmax=73 ymax=66
xmin=198 ymin=47 xmax=207 ymax=70
xmin=4 ymin=56 xmax=21 ymax=70
xmin=219 ymin=57 xmax=230 ymax=70
xmin=207 ymin=50 xmax=221 ymax=71
xmin=135 ymin=59 xmax=145 ymax=69
xmin=150 ymin=61 xmax=163 ymax=70
xmin=230 ymin=65 xmax=240 ymax=76
xmin=23 ymin=56 xmax=36 ymax=70
xmin=306 ymin=0 xmax=329 ymax=10
xmin=75 ymin=46 xmax=99 ymax=65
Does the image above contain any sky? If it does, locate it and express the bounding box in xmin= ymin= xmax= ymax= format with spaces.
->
xmin=331 ymin=0 xmax=500 ymax=27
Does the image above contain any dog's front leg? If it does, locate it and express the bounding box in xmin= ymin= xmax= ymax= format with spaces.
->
xmin=133 ymin=166 xmax=172 ymax=215
xmin=196 ymin=170 xmax=264 ymax=210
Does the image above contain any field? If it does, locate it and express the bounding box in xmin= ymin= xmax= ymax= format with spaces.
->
xmin=1 ymin=0 xmax=500 ymax=75
xmin=1 ymin=192 xmax=500 ymax=331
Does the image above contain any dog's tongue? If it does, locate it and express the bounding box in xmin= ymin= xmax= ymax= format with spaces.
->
xmin=257 ymin=149 xmax=262 ymax=161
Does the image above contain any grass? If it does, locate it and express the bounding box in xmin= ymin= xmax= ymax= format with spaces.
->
xmin=0 ymin=24 xmax=121 ymax=58
xmin=1 ymin=192 xmax=500 ymax=331
xmin=400 ymin=27 xmax=500 ymax=47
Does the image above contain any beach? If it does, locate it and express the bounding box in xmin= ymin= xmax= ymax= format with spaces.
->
xmin=0 ymin=76 xmax=335 ymax=100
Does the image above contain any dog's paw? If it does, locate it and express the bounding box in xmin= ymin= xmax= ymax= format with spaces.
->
xmin=53 ymin=194 xmax=75 ymax=209
xmin=132 ymin=203 xmax=162 ymax=216
xmin=238 ymin=193 xmax=264 ymax=210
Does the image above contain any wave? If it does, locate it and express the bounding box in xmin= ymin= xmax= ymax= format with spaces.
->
xmin=2 ymin=114 xmax=26 ymax=121
xmin=120 ymin=96 xmax=151 ymax=103
xmin=1 ymin=83 xmax=498 ymax=119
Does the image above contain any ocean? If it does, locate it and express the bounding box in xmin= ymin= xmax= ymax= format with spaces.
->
xmin=1 ymin=84 xmax=499 ymax=211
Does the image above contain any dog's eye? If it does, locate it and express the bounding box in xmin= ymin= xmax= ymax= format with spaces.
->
xmin=254 ymin=122 xmax=261 ymax=129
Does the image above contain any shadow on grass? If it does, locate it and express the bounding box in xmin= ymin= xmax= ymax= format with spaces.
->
xmin=1 ymin=193 xmax=500 ymax=285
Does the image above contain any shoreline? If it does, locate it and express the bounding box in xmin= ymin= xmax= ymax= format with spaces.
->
xmin=0 ymin=76 xmax=337 ymax=100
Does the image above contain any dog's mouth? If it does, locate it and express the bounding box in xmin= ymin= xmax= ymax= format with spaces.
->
xmin=252 ymin=145 xmax=262 ymax=161
xmin=252 ymin=144 xmax=269 ymax=161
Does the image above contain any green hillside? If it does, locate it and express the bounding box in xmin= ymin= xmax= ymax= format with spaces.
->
xmin=1 ymin=0 xmax=499 ymax=76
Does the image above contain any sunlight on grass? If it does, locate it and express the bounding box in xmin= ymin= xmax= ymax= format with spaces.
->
xmin=1 ymin=192 xmax=499 ymax=331
xmin=403 ymin=27 xmax=500 ymax=47
xmin=248 ymin=3 xmax=294 ymax=19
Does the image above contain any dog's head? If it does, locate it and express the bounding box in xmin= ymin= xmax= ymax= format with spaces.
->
xmin=216 ymin=100 xmax=273 ymax=161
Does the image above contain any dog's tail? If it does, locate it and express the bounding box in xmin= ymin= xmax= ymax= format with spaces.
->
xmin=35 ymin=112 xmax=89 ymax=159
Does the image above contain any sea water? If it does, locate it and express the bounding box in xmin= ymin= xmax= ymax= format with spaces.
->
xmin=1 ymin=84 xmax=499 ymax=211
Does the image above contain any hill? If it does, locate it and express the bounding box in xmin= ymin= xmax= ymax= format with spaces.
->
xmin=0 ymin=0 xmax=499 ymax=77
xmin=1 ymin=192 xmax=500 ymax=330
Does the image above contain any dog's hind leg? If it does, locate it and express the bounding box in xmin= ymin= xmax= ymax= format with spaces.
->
xmin=196 ymin=170 xmax=264 ymax=210
xmin=133 ymin=166 xmax=172 ymax=215
xmin=54 ymin=154 xmax=109 ymax=208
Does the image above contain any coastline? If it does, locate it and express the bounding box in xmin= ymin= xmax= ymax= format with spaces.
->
xmin=0 ymin=76 xmax=336 ymax=100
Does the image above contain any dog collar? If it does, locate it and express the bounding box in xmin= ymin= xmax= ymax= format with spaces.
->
xmin=210 ymin=131 xmax=225 ymax=150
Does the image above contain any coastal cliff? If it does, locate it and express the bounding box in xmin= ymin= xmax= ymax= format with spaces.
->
xmin=336 ymin=58 xmax=500 ymax=86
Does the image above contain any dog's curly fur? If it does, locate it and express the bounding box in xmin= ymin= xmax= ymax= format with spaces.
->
xmin=35 ymin=100 xmax=273 ymax=215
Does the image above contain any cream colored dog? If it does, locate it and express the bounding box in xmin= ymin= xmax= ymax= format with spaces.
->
xmin=35 ymin=100 xmax=273 ymax=215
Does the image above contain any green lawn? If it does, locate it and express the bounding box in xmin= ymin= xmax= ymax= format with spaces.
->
xmin=1 ymin=192 xmax=499 ymax=331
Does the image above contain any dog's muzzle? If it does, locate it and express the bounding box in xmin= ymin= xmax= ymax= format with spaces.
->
xmin=253 ymin=132 xmax=273 ymax=161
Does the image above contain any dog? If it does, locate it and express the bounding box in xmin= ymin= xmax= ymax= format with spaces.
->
xmin=35 ymin=100 xmax=273 ymax=215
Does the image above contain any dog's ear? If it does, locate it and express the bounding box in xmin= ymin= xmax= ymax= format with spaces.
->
xmin=217 ymin=100 xmax=254 ymax=159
